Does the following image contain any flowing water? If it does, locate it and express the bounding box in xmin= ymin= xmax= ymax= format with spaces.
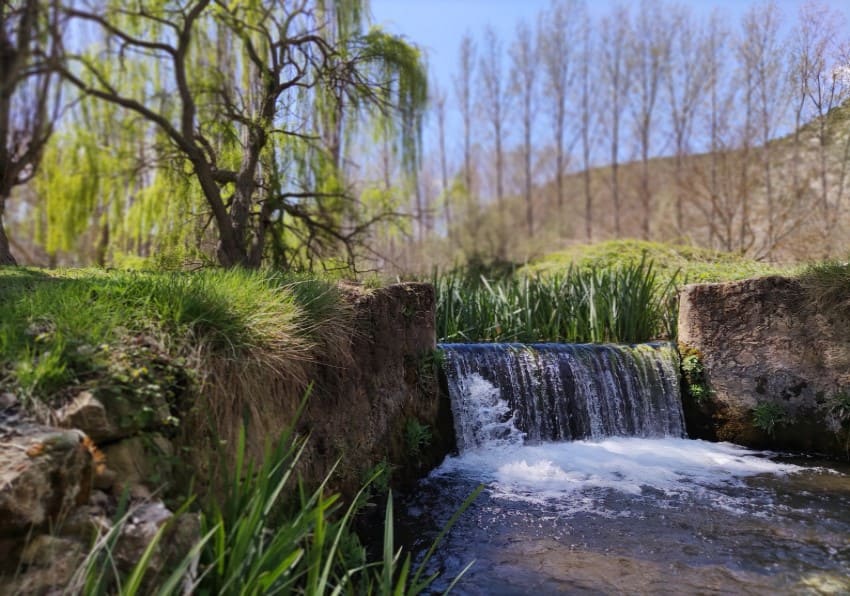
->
xmin=395 ymin=343 xmax=850 ymax=595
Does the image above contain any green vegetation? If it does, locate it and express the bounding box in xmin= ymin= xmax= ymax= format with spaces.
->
xmin=825 ymin=392 xmax=850 ymax=455
xmin=436 ymin=255 xmax=676 ymax=343
xmin=752 ymin=401 xmax=792 ymax=437
xmin=71 ymin=425 xmax=477 ymax=595
xmin=679 ymin=347 xmax=710 ymax=403
xmin=522 ymin=240 xmax=792 ymax=284
xmin=0 ymin=267 xmax=350 ymax=414
xmin=404 ymin=418 xmax=432 ymax=463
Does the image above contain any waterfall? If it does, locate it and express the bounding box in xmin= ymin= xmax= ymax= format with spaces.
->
xmin=441 ymin=342 xmax=684 ymax=451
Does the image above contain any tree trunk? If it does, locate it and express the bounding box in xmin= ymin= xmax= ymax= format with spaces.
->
xmin=0 ymin=203 xmax=17 ymax=265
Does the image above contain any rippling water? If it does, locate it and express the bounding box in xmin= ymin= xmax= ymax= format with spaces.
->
xmin=397 ymin=439 xmax=850 ymax=595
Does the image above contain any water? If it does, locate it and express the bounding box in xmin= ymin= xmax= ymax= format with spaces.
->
xmin=442 ymin=343 xmax=684 ymax=447
xmin=395 ymin=344 xmax=850 ymax=595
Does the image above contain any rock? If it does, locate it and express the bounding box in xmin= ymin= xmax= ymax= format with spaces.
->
xmin=3 ymin=535 xmax=85 ymax=594
xmin=678 ymin=276 xmax=850 ymax=455
xmin=114 ymin=501 xmax=172 ymax=573
xmin=55 ymin=391 xmax=118 ymax=442
xmin=114 ymin=502 xmax=200 ymax=583
xmin=55 ymin=387 xmax=173 ymax=443
xmin=0 ymin=393 xmax=18 ymax=410
xmin=0 ymin=428 xmax=93 ymax=535
xmin=102 ymin=434 xmax=174 ymax=495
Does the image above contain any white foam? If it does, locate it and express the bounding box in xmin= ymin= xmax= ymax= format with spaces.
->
xmin=433 ymin=437 xmax=810 ymax=513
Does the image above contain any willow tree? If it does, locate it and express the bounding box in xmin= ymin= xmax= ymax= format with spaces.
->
xmin=59 ymin=0 xmax=426 ymax=268
xmin=0 ymin=0 xmax=61 ymax=265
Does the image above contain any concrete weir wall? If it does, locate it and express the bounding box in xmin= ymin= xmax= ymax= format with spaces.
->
xmin=678 ymin=276 xmax=850 ymax=456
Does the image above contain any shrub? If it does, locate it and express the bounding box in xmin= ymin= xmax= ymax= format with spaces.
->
xmin=752 ymin=401 xmax=791 ymax=437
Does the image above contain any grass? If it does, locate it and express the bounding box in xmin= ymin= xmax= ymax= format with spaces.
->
xmin=435 ymin=255 xmax=677 ymax=343
xmin=432 ymin=240 xmax=796 ymax=344
xmin=0 ymin=267 xmax=355 ymax=475
xmin=70 ymin=417 xmax=479 ymax=595
xmin=521 ymin=239 xmax=793 ymax=284
xmin=0 ymin=267 xmax=350 ymax=399
xmin=797 ymin=259 xmax=850 ymax=316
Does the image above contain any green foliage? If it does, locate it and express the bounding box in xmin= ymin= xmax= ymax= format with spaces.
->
xmin=522 ymin=240 xmax=792 ymax=285
xmin=826 ymin=392 xmax=850 ymax=427
xmin=0 ymin=268 xmax=348 ymax=407
xmin=69 ymin=424 xmax=477 ymax=595
xmin=403 ymin=418 xmax=432 ymax=462
xmin=826 ymin=392 xmax=850 ymax=457
xmin=414 ymin=348 xmax=444 ymax=391
xmin=435 ymin=256 xmax=676 ymax=343
xmin=752 ymin=401 xmax=791 ymax=437
xmin=31 ymin=1 xmax=429 ymax=269
xmin=680 ymin=347 xmax=710 ymax=403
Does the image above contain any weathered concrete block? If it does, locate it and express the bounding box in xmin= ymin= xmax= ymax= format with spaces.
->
xmin=678 ymin=276 xmax=850 ymax=456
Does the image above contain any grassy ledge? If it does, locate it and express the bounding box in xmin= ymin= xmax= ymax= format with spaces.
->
xmin=0 ymin=267 xmax=352 ymax=441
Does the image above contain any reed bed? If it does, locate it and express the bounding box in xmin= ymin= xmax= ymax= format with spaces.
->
xmin=435 ymin=257 xmax=678 ymax=344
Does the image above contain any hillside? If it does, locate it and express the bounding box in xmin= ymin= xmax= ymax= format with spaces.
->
xmin=391 ymin=99 xmax=850 ymax=273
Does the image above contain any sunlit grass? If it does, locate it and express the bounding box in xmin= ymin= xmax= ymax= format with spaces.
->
xmin=0 ymin=267 xmax=351 ymax=405
xmin=435 ymin=256 xmax=677 ymax=343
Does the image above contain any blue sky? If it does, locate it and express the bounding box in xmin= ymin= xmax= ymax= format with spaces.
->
xmin=370 ymin=0 xmax=850 ymax=91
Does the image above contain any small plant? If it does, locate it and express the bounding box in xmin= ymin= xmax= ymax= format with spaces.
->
xmin=416 ymin=348 xmax=444 ymax=387
xmin=752 ymin=401 xmax=791 ymax=437
xmin=680 ymin=347 xmax=710 ymax=403
xmin=826 ymin=392 xmax=850 ymax=427
xmin=825 ymin=392 xmax=850 ymax=457
xmin=404 ymin=418 xmax=432 ymax=462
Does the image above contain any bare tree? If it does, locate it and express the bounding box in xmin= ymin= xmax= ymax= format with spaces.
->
xmin=792 ymin=0 xmax=850 ymax=253
xmin=577 ymin=5 xmax=595 ymax=241
xmin=510 ymin=19 xmax=538 ymax=236
xmin=629 ymin=0 xmax=672 ymax=240
xmin=740 ymin=1 xmax=790 ymax=257
xmin=432 ymin=80 xmax=452 ymax=243
xmin=539 ymin=0 xmax=580 ymax=235
xmin=0 ymin=0 xmax=61 ymax=265
xmin=479 ymin=25 xmax=510 ymax=253
xmin=599 ymin=4 xmax=632 ymax=237
xmin=454 ymin=33 xmax=476 ymax=201
xmin=665 ymin=4 xmax=709 ymax=236
xmin=703 ymin=12 xmax=736 ymax=249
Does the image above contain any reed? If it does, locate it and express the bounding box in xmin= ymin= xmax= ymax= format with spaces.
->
xmin=434 ymin=257 xmax=677 ymax=344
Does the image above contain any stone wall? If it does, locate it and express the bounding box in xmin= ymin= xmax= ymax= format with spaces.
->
xmin=678 ymin=276 xmax=850 ymax=456
xmin=296 ymin=282 xmax=454 ymax=494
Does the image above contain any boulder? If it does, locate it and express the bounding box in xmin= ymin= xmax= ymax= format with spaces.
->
xmin=5 ymin=535 xmax=85 ymax=594
xmin=101 ymin=434 xmax=175 ymax=496
xmin=55 ymin=391 xmax=118 ymax=442
xmin=678 ymin=276 xmax=850 ymax=455
xmin=56 ymin=388 xmax=173 ymax=443
xmin=0 ymin=428 xmax=93 ymax=536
